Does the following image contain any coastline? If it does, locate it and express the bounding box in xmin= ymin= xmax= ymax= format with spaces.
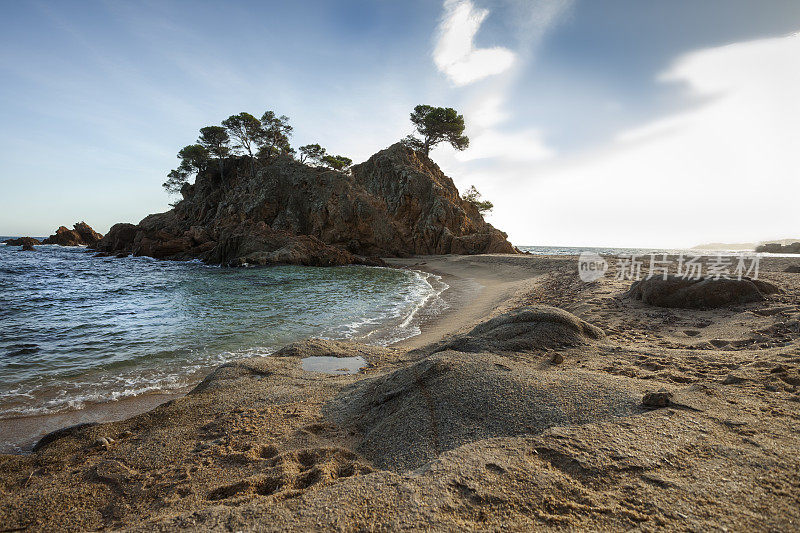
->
xmin=1 ymin=253 xmax=799 ymax=530
xmin=1 ymin=255 xmax=541 ymax=454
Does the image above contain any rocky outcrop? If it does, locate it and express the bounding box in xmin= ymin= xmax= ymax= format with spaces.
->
xmin=424 ymin=306 xmax=605 ymax=355
xmin=93 ymin=144 xmax=516 ymax=266
xmin=756 ymin=242 xmax=800 ymax=254
xmin=2 ymin=237 xmax=41 ymax=247
xmin=42 ymin=222 xmax=103 ymax=246
xmin=625 ymin=276 xmax=782 ymax=309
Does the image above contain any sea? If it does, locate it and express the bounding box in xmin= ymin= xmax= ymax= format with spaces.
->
xmin=0 ymin=243 xmax=446 ymax=425
xmin=0 ymin=240 xmax=789 ymax=432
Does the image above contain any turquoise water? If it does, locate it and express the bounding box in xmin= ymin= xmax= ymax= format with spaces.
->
xmin=0 ymin=244 xmax=444 ymax=418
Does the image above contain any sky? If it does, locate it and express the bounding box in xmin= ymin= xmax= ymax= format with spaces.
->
xmin=1 ymin=0 xmax=799 ymax=247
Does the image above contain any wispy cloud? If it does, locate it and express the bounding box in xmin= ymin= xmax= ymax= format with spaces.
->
xmin=432 ymin=1 xmax=571 ymax=163
xmin=433 ymin=0 xmax=515 ymax=86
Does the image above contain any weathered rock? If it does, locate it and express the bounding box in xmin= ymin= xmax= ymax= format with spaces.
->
xmin=21 ymin=242 xmax=35 ymax=251
xmin=642 ymin=390 xmax=672 ymax=408
xmin=92 ymin=144 xmax=516 ymax=266
xmin=42 ymin=222 xmax=103 ymax=246
xmin=426 ymin=306 xmax=605 ymax=355
xmin=625 ymin=276 xmax=781 ymax=309
xmin=3 ymin=237 xmax=41 ymax=247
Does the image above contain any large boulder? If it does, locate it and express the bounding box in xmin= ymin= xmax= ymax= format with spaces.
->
xmin=92 ymin=144 xmax=516 ymax=265
xmin=42 ymin=222 xmax=103 ymax=246
xmin=625 ymin=276 xmax=782 ymax=309
xmin=425 ymin=305 xmax=605 ymax=355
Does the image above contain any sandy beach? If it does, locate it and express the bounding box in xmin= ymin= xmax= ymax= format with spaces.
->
xmin=1 ymin=253 xmax=799 ymax=531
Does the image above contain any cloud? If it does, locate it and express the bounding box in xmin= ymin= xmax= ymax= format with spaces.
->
xmin=484 ymin=33 xmax=800 ymax=247
xmin=433 ymin=0 xmax=515 ymax=86
xmin=429 ymin=1 xmax=571 ymax=162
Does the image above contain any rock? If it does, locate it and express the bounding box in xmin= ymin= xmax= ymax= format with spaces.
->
xmin=427 ymin=306 xmax=605 ymax=355
xmin=723 ymin=372 xmax=748 ymax=385
xmin=756 ymin=242 xmax=800 ymax=254
xmin=642 ymin=390 xmax=672 ymax=408
xmin=93 ymin=437 xmax=114 ymax=448
xmin=624 ymin=276 xmax=781 ymax=309
xmin=551 ymin=353 xmax=564 ymax=365
xmin=42 ymin=222 xmax=103 ymax=246
xmin=3 ymin=237 xmax=41 ymax=247
xmin=272 ymin=338 xmax=395 ymax=361
xmin=92 ymin=143 xmax=516 ymax=266
xmin=785 ymin=265 xmax=800 ymax=273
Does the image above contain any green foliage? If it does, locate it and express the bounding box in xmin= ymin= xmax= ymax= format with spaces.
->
xmin=407 ymin=104 xmax=469 ymax=156
xmin=162 ymin=163 xmax=190 ymax=195
xmin=462 ymin=185 xmax=493 ymax=214
xmin=163 ymin=144 xmax=209 ymax=195
xmin=258 ymin=111 xmax=293 ymax=159
xmin=197 ymin=126 xmax=230 ymax=160
xmin=322 ymin=154 xmax=353 ymax=172
xmin=177 ymin=144 xmax=210 ymax=173
xmin=163 ymin=110 xmax=353 ymax=197
xmin=400 ymin=135 xmax=425 ymax=152
xmin=221 ymin=112 xmax=262 ymax=159
xmin=298 ymin=143 xmax=327 ymax=165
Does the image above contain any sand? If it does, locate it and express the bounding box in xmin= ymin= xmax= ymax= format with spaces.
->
xmin=1 ymin=253 xmax=799 ymax=531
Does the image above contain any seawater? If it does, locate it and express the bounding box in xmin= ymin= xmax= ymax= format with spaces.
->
xmin=0 ymin=243 xmax=445 ymax=419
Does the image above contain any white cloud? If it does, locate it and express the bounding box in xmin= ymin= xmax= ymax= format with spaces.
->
xmin=485 ymin=33 xmax=800 ymax=247
xmin=433 ymin=0 xmax=515 ymax=86
xmin=430 ymin=1 xmax=570 ymax=163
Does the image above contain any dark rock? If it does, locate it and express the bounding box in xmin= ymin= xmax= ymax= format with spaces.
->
xmin=3 ymin=237 xmax=41 ymax=247
xmin=551 ymin=353 xmax=564 ymax=365
xmin=624 ymin=276 xmax=781 ymax=309
xmin=756 ymin=242 xmax=800 ymax=254
xmin=426 ymin=305 xmax=605 ymax=355
xmin=21 ymin=242 xmax=35 ymax=251
xmin=42 ymin=222 xmax=103 ymax=246
xmin=642 ymin=389 xmax=672 ymax=408
xmin=92 ymin=143 xmax=516 ymax=266
xmin=784 ymin=265 xmax=800 ymax=273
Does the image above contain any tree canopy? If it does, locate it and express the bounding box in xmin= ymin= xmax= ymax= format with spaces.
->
xmin=298 ymin=143 xmax=327 ymax=165
xmin=462 ymin=185 xmax=493 ymax=214
xmin=163 ymin=111 xmax=353 ymax=196
xmin=322 ymin=154 xmax=353 ymax=172
xmin=404 ymin=105 xmax=469 ymax=156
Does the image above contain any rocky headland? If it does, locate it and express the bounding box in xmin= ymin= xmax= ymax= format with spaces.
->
xmin=92 ymin=143 xmax=516 ymax=266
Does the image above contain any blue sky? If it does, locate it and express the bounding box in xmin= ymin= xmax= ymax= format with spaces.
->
xmin=2 ymin=1 xmax=799 ymax=246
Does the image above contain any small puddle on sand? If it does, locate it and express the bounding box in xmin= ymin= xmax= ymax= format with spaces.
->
xmin=300 ymin=356 xmax=366 ymax=375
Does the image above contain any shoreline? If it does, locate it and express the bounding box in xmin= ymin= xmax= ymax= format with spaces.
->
xmin=1 ymin=254 xmax=542 ymax=454
xmin=2 ymin=253 xmax=799 ymax=530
